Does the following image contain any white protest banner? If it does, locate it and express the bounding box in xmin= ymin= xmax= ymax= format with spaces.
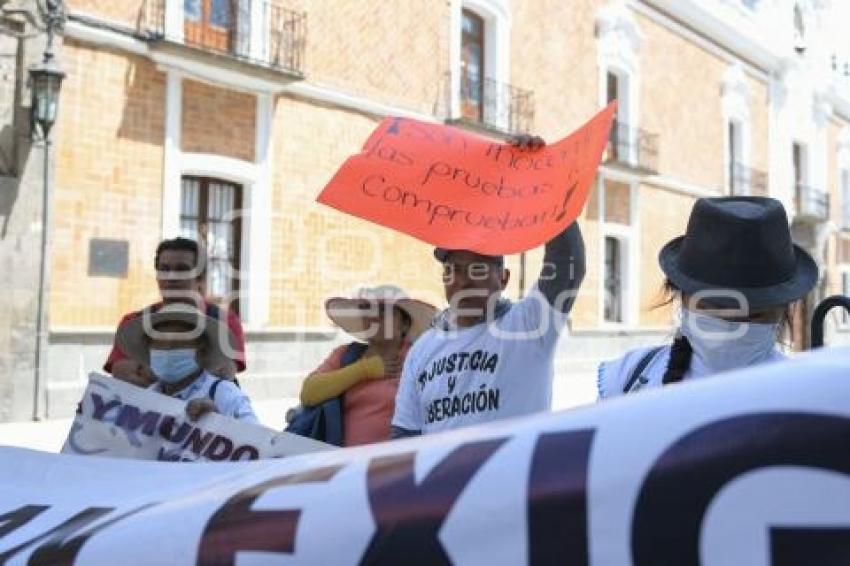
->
xmin=2 ymin=347 xmax=850 ymax=565
xmin=61 ymin=373 xmax=329 ymax=462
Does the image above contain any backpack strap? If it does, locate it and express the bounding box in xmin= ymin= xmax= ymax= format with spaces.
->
xmin=623 ymin=347 xmax=664 ymax=394
xmin=340 ymin=342 xmax=369 ymax=368
xmin=209 ymin=378 xmax=223 ymax=401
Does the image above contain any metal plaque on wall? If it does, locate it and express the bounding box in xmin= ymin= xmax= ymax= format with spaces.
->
xmin=88 ymin=239 xmax=129 ymax=278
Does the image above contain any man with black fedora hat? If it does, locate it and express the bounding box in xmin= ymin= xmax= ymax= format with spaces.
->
xmin=598 ymin=196 xmax=817 ymax=398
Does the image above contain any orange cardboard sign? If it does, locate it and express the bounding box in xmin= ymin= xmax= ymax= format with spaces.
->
xmin=317 ymin=102 xmax=617 ymax=255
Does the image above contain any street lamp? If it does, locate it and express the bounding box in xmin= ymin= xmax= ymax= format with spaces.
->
xmin=29 ymin=54 xmax=64 ymax=140
xmin=29 ymin=0 xmax=65 ymax=141
xmin=29 ymin=0 xmax=65 ymax=421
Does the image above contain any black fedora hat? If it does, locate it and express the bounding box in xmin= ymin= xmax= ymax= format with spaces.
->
xmin=658 ymin=197 xmax=817 ymax=310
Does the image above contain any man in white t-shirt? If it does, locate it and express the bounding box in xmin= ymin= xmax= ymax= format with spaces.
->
xmin=392 ymin=200 xmax=586 ymax=435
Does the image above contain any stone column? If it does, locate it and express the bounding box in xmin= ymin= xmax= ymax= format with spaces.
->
xmin=0 ymin=1 xmax=62 ymax=422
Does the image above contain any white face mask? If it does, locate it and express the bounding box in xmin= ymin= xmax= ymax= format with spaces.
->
xmin=679 ymin=309 xmax=779 ymax=374
xmin=150 ymin=348 xmax=200 ymax=384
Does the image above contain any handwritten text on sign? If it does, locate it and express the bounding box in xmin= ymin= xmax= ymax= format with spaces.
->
xmin=61 ymin=374 xmax=329 ymax=462
xmin=317 ymin=103 xmax=616 ymax=255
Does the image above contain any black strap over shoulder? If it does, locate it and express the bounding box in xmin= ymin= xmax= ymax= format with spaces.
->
xmin=623 ymin=347 xmax=664 ymax=394
xmin=209 ymin=378 xmax=223 ymax=401
xmin=340 ymin=342 xmax=369 ymax=368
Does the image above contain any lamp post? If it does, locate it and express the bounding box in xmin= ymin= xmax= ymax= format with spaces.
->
xmin=29 ymin=0 xmax=65 ymax=420
xmin=30 ymin=0 xmax=65 ymax=140
xmin=29 ymin=58 xmax=64 ymax=139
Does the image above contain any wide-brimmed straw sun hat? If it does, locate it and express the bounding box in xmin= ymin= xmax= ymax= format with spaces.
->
xmin=325 ymin=285 xmax=437 ymax=341
xmin=658 ymin=197 xmax=818 ymax=310
xmin=116 ymin=303 xmax=236 ymax=374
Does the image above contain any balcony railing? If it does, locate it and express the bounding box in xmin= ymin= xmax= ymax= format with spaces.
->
xmin=605 ymin=120 xmax=659 ymax=173
xmin=446 ymin=72 xmax=535 ymax=135
xmin=730 ymin=162 xmax=768 ymax=196
xmin=141 ymin=0 xmax=306 ymax=75
xmin=795 ymin=184 xmax=830 ymax=222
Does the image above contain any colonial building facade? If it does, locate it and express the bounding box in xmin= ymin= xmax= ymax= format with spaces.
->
xmin=3 ymin=0 xmax=849 ymax=421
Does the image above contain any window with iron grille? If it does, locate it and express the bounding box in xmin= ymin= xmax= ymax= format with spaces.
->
xmin=603 ymin=70 xmax=658 ymax=172
xmin=180 ymin=176 xmax=243 ymax=314
xmin=460 ymin=9 xmax=485 ymax=123
xmin=604 ymin=236 xmax=623 ymax=323
xmin=184 ymin=0 xmax=235 ymax=53
xmin=607 ymin=72 xmax=623 ymax=161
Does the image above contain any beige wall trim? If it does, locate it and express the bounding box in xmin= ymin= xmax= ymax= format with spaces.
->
xmin=65 ymin=13 xmax=438 ymax=122
xmin=280 ymin=82 xmax=438 ymax=122
xmin=49 ymin=327 xmax=115 ymax=338
xmin=642 ymin=174 xmax=723 ymax=199
xmin=637 ymin=0 xmax=850 ymax=120
xmin=151 ymin=51 xmax=286 ymax=95
xmin=245 ymin=328 xmax=338 ymax=341
xmin=599 ymin=165 xmax=721 ymax=199
xmin=636 ymin=0 xmax=779 ymax=70
xmin=64 ymin=17 xmax=149 ymax=56
xmin=631 ymin=1 xmax=771 ymax=83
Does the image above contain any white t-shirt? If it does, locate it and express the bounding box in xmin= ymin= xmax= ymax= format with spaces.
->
xmin=597 ymin=345 xmax=787 ymax=399
xmin=150 ymin=371 xmax=259 ymax=424
xmin=392 ymin=287 xmax=568 ymax=434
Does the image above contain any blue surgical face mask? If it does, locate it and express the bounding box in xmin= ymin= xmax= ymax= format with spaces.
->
xmin=679 ymin=309 xmax=779 ymax=373
xmin=150 ymin=348 xmax=200 ymax=384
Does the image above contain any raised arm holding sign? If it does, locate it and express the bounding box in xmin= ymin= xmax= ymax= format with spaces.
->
xmin=317 ymin=102 xmax=616 ymax=255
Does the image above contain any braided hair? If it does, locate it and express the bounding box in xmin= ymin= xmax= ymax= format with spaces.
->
xmin=653 ymin=280 xmax=692 ymax=385
xmin=662 ymin=334 xmax=693 ymax=385
xmin=654 ymin=279 xmax=796 ymax=386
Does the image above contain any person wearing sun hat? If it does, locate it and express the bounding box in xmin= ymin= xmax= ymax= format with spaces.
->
xmin=116 ymin=302 xmax=258 ymax=423
xmin=296 ymin=285 xmax=437 ymax=446
xmin=598 ymin=196 xmax=818 ymax=398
